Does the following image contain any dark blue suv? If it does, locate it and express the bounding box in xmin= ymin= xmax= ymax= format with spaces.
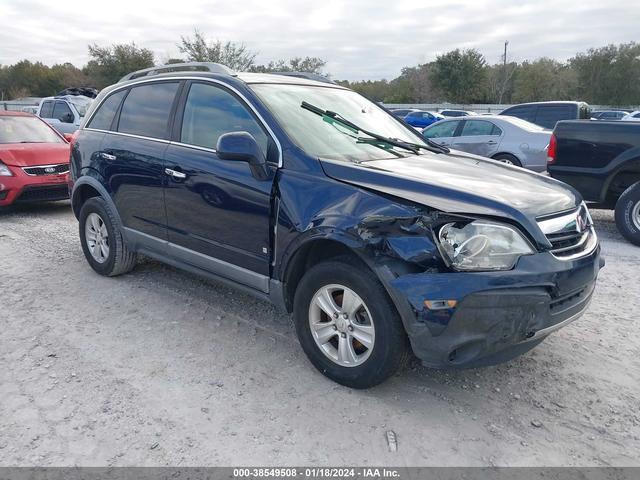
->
xmin=69 ymin=63 xmax=603 ymax=388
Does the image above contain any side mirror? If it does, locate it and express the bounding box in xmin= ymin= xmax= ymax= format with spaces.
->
xmin=61 ymin=113 xmax=74 ymax=123
xmin=216 ymin=131 xmax=269 ymax=180
xmin=63 ymin=133 xmax=74 ymax=142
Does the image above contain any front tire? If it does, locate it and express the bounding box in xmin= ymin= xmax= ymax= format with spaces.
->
xmin=79 ymin=197 xmax=137 ymax=276
xmin=293 ymin=259 xmax=408 ymax=388
xmin=615 ymin=181 xmax=640 ymax=246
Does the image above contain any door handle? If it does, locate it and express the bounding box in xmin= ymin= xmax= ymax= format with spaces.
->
xmin=99 ymin=152 xmax=117 ymax=161
xmin=165 ymin=168 xmax=187 ymax=179
xmin=487 ymin=140 xmax=497 ymax=145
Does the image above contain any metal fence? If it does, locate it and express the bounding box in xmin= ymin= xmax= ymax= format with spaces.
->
xmin=383 ymin=103 xmax=640 ymax=114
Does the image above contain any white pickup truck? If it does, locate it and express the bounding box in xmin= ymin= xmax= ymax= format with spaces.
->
xmin=36 ymin=95 xmax=93 ymax=134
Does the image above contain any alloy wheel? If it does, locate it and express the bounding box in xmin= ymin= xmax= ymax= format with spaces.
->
xmin=308 ymin=284 xmax=375 ymax=367
xmin=85 ymin=213 xmax=110 ymax=263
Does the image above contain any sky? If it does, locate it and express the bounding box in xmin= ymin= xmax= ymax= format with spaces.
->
xmin=1 ymin=0 xmax=638 ymax=81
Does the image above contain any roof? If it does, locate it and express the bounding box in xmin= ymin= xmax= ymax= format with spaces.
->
xmin=505 ymin=101 xmax=588 ymax=107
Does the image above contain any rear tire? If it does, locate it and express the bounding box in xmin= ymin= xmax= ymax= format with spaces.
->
xmin=615 ymin=181 xmax=640 ymax=246
xmin=79 ymin=197 xmax=137 ymax=276
xmin=293 ymin=259 xmax=409 ymax=388
xmin=493 ymin=153 xmax=522 ymax=168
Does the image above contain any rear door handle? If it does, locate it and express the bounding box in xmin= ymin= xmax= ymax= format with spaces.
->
xmin=100 ymin=152 xmax=117 ymax=161
xmin=487 ymin=140 xmax=497 ymax=145
xmin=165 ymin=168 xmax=187 ymax=179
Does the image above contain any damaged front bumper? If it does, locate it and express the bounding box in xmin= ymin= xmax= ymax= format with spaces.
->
xmin=380 ymin=245 xmax=604 ymax=368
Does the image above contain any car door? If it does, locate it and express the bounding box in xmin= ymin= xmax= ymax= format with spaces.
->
xmin=162 ymin=81 xmax=276 ymax=287
xmin=99 ymin=81 xmax=181 ymax=241
xmin=451 ymin=120 xmax=503 ymax=157
xmin=422 ymin=120 xmax=461 ymax=147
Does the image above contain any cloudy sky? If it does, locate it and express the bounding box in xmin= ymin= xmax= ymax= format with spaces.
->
xmin=1 ymin=0 xmax=638 ymax=80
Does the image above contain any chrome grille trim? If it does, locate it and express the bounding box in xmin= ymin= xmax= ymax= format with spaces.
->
xmin=537 ymin=203 xmax=598 ymax=260
xmin=22 ymin=163 xmax=70 ymax=176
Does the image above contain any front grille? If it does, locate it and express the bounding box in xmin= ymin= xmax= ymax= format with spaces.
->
xmin=538 ymin=203 xmax=598 ymax=260
xmin=22 ymin=163 xmax=69 ymax=176
xmin=15 ymin=185 xmax=69 ymax=203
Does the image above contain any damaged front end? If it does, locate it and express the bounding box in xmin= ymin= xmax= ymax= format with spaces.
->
xmin=352 ymin=209 xmax=601 ymax=369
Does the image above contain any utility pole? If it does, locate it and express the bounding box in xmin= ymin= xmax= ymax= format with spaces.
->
xmin=499 ymin=40 xmax=509 ymax=104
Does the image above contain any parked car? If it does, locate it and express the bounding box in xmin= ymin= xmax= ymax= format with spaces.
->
xmin=440 ymin=109 xmax=477 ymax=117
xmin=422 ymin=115 xmax=550 ymax=171
xmin=621 ymin=111 xmax=640 ymax=122
xmin=389 ymin=108 xmax=421 ymax=118
xmin=500 ymin=101 xmax=591 ymax=129
xmin=0 ymin=111 xmax=71 ymax=206
xmin=548 ymin=120 xmax=640 ymax=245
xmin=37 ymin=95 xmax=92 ymax=134
xmin=69 ymin=62 xmax=602 ymax=388
xmin=404 ymin=110 xmax=444 ymax=128
xmin=590 ymin=110 xmax=629 ymax=120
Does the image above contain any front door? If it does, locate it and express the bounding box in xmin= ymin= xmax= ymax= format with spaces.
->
xmin=163 ymin=81 xmax=276 ymax=290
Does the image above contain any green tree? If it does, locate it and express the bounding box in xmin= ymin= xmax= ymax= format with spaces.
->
xmin=84 ymin=42 xmax=155 ymax=88
xmin=511 ymin=58 xmax=577 ymax=103
xmin=177 ymin=29 xmax=256 ymax=71
xmin=570 ymin=42 xmax=640 ymax=105
xmin=251 ymin=56 xmax=326 ymax=74
xmin=431 ymin=49 xmax=487 ymax=103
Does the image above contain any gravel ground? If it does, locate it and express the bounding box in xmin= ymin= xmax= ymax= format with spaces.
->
xmin=0 ymin=202 xmax=639 ymax=467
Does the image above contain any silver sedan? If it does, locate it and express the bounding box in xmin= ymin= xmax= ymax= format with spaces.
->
xmin=422 ymin=115 xmax=551 ymax=172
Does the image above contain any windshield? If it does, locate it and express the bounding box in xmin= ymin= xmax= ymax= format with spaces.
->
xmin=66 ymin=96 xmax=92 ymax=117
xmin=250 ymin=84 xmax=428 ymax=162
xmin=0 ymin=116 xmax=64 ymax=144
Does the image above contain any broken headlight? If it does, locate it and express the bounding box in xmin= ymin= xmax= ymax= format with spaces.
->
xmin=438 ymin=221 xmax=534 ymax=271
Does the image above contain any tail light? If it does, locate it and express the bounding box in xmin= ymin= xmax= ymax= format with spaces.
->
xmin=547 ymin=133 xmax=557 ymax=164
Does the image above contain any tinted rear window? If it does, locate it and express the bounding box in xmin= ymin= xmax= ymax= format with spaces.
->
xmin=88 ymin=90 xmax=127 ymax=131
xmin=117 ymin=82 xmax=179 ymax=139
xmin=501 ymin=105 xmax=536 ymax=123
xmin=534 ymin=105 xmax=575 ymax=129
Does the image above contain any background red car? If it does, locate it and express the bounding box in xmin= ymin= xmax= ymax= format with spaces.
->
xmin=0 ymin=111 xmax=71 ymax=206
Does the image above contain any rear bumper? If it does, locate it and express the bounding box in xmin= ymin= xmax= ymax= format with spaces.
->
xmin=384 ymin=245 xmax=603 ymax=368
xmin=0 ymin=164 xmax=69 ymax=206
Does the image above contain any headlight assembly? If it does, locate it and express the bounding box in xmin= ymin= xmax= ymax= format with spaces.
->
xmin=0 ymin=160 xmax=13 ymax=177
xmin=438 ymin=220 xmax=534 ymax=271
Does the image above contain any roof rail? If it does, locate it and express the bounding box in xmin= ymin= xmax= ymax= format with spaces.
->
xmin=271 ymin=72 xmax=336 ymax=85
xmin=119 ymin=62 xmax=235 ymax=83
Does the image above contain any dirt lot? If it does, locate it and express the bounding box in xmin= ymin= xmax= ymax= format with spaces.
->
xmin=0 ymin=202 xmax=639 ymax=467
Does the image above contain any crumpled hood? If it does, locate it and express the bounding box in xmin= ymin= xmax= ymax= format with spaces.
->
xmin=320 ymin=150 xmax=581 ymax=243
xmin=0 ymin=143 xmax=70 ymax=167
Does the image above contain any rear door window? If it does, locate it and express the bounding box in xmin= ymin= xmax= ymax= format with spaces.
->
xmin=502 ymin=105 xmax=537 ymax=123
xmin=460 ymin=120 xmax=500 ymax=136
xmin=117 ymin=82 xmax=180 ymax=139
xmin=179 ymin=82 xmax=268 ymax=153
xmin=87 ymin=90 xmax=127 ymax=131
xmin=39 ymin=100 xmax=54 ymax=118
xmin=534 ymin=105 xmax=574 ymax=129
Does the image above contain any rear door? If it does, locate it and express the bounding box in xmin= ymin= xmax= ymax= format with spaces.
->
xmin=99 ymin=81 xmax=181 ymax=241
xmin=451 ymin=120 xmax=503 ymax=157
xmin=162 ymin=80 xmax=276 ymax=285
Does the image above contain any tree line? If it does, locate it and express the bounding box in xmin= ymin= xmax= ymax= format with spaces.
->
xmin=0 ymin=29 xmax=326 ymax=99
xmin=340 ymin=42 xmax=640 ymax=106
xmin=1 ymin=32 xmax=638 ymax=107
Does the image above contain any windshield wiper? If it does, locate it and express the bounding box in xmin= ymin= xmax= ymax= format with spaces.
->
xmin=300 ymin=101 xmax=449 ymax=154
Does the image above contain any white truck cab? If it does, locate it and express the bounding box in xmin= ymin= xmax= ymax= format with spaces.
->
xmin=37 ymin=95 xmax=93 ymax=134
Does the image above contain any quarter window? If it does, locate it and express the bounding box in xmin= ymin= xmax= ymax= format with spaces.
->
xmin=118 ymin=82 xmax=180 ymax=139
xmin=180 ymin=82 xmax=268 ymax=153
xmin=87 ymin=90 xmax=127 ymax=131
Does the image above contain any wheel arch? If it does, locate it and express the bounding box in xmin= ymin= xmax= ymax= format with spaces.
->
xmin=601 ymin=161 xmax=640 ymax=205
xmin=71 ymin=176 xmax=121 ymax=227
